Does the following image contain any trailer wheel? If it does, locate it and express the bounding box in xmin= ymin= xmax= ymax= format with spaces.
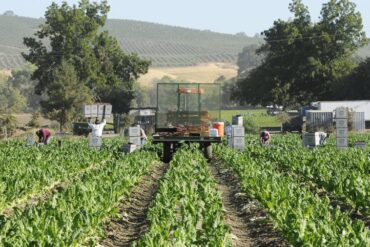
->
xmin=204 ymin=142 xmax=212 ymax=160
xmin=163 ymin=142 xmax=172 ymax=163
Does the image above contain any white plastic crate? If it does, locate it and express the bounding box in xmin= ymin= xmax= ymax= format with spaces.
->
xmin=83 ymin=105 xmax=92 ymax=118
xmin=336 ymin=137 xmax=348 ymax=147
xmin=336 ymin=128 xmax=348 ymax=138
xmin=91 ymin=105 xmax=98 ymax=117
xmin=89 ymin=136 xmax=102 ymax=148
xmin=232 ymin=126 xmax=245 ymax=137
xmin=232 ymin=136 xmax=245 ymax=148
xmin=129 ymin=136 xmax=141 ymax=146
xmin=336 ymin=119 xmax=348 ymax=128
xmin=129 ymin=126 xmax=141 ymax=137
xmin=354 ymin=141 xmax=366 ymax=149
xmin=302 ymin=133 xmax=320 ymax=147
xmin=335 ymin=108 xmax=348 ymax=119
xmin=26 ymin=135 xmax=34 ymax=146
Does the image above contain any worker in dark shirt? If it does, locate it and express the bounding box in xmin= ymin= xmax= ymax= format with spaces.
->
xmin=36 ymin=128 xmax=52 ymax=145
xmin=259 ymin=130 xmax=271 ymax=145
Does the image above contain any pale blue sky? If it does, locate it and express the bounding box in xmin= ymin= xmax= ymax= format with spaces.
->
xmin=1 ymin=0 xmax=369 ymax=35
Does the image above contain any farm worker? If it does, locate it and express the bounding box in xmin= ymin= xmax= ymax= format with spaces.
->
xmin=88 ymin=118 xmax=106 ymax=137
xmin=140 ymin=126 xmax=147 ymax=147
xmin=36 ymin=128 xmax=52 ymax=145
xmin=318 ymin=132 xmax=329 ymax=145
xmin=259 ymin=130 xmax=271 ymax=145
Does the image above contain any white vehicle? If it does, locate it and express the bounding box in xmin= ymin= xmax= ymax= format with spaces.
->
xmin=310 ymin=101 xmax=370 ymax=121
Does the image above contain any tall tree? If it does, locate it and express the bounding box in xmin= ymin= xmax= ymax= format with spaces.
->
xmin=41 ymin=60 xmax=91 ymax=130
xmin=22 ymin=0 xmax=150 ymax=124
xmin=336 ymin=58 xmax=370 ymax=99
xmin=234 ymin=0 xmax=367 ymax=107
xmin=0 ymin=74 xmax=26 ymax=113
xmin=236 ymin=44 xmax=264 ymax=79
xmin=8 ymin=66 xmax=41 ymax=112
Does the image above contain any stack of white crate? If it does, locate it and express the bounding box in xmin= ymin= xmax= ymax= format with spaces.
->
xmin=335 ymin=108 xmax=348 ymax=149
xmin=88 ymin=135 xmax=103 ymax=149
xmin=231 ymin=125 xmax=245 ymax=150
xmin=128 ymin=125 xmax=141 ymax=147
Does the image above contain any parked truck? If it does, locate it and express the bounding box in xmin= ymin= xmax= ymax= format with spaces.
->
xmin=282 ymin=100 xmax=370 ymax=132
xmin=310 ymin=101 xmax=370 ymax=122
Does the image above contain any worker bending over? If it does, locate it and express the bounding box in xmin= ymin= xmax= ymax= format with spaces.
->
xmin=259 ymin=130 xmax=271 ymax=145
xmin=88 ymin=118 xmax=106 ymax=137
xmin=36 ymin=128 xmax=52 ymax=145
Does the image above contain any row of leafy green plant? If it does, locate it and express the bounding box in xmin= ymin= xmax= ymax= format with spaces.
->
xmin=0 ymin=140 xmax=116 ymax=213
xmin=134 ymin=146 xmax=231 ymax=246
xmin=0 ymin=147 xmax=158 ymax=246
xmin=254 ymin=140 xmax=370 ymax=215
xmin=214 ymin=144 xmax=370 ymax=246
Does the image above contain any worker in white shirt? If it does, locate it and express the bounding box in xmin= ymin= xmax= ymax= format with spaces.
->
xmin=88 ymin=118 xmax=107 ymax=137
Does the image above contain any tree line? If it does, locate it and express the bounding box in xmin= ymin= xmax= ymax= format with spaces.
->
xmin=234 ymin=0 xmax=369 ymax=108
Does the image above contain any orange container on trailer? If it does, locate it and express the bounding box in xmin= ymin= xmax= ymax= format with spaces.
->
xmin=212 ymin=122 xmax=224 ymax=137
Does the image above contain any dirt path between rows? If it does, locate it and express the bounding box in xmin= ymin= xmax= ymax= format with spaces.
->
xmin=99 ymin=162 xmax=167 ymax=247
xmin=210 ymin=160 xmax=288 ymax=247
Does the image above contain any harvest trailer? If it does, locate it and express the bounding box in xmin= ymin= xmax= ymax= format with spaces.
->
xmin=153 ymin=83 xmax=221 ymax=163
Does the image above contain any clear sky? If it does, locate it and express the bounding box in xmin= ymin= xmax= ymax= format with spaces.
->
xmin=1 ymin=0 xmax=369 ymax=36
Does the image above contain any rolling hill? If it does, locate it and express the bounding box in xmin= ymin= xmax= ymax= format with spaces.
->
xmin=0 ymin=15 xmax=262 ymax=69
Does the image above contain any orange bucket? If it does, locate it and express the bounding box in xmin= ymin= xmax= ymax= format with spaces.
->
xmin=213 ymin=122 xmax=224 ymax=137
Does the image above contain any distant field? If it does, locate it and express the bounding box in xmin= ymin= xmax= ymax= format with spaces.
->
xmin=138 ymin=63 xmax=237 ymax=86
xmin=220 ymin=109 xmax=281 ymax=127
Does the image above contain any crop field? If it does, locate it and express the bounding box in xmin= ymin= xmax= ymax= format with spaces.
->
xmin=0 ymin=134 xmax=369 ymax=246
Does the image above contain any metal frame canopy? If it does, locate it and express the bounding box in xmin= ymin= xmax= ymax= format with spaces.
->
xmin=156 ymin=82 xmax=221 ymax=135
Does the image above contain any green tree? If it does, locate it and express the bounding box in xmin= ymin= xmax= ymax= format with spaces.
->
xmin=22 ymin=0 xmax=150 ymax=120
xmin=336 ymin=57 xmax=370 ymax=99
xmin=8 ymin=66 xmax=41 ymax=112
xmin=236 ymin=44 xmax=264 ymax=79
xmin=41 ymin=60 xmax=91 ymax=130
xmin=0 ymin=74 xmax=26 ymax=113
xmin=235 ymin=0 xmax=367 ymax=107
